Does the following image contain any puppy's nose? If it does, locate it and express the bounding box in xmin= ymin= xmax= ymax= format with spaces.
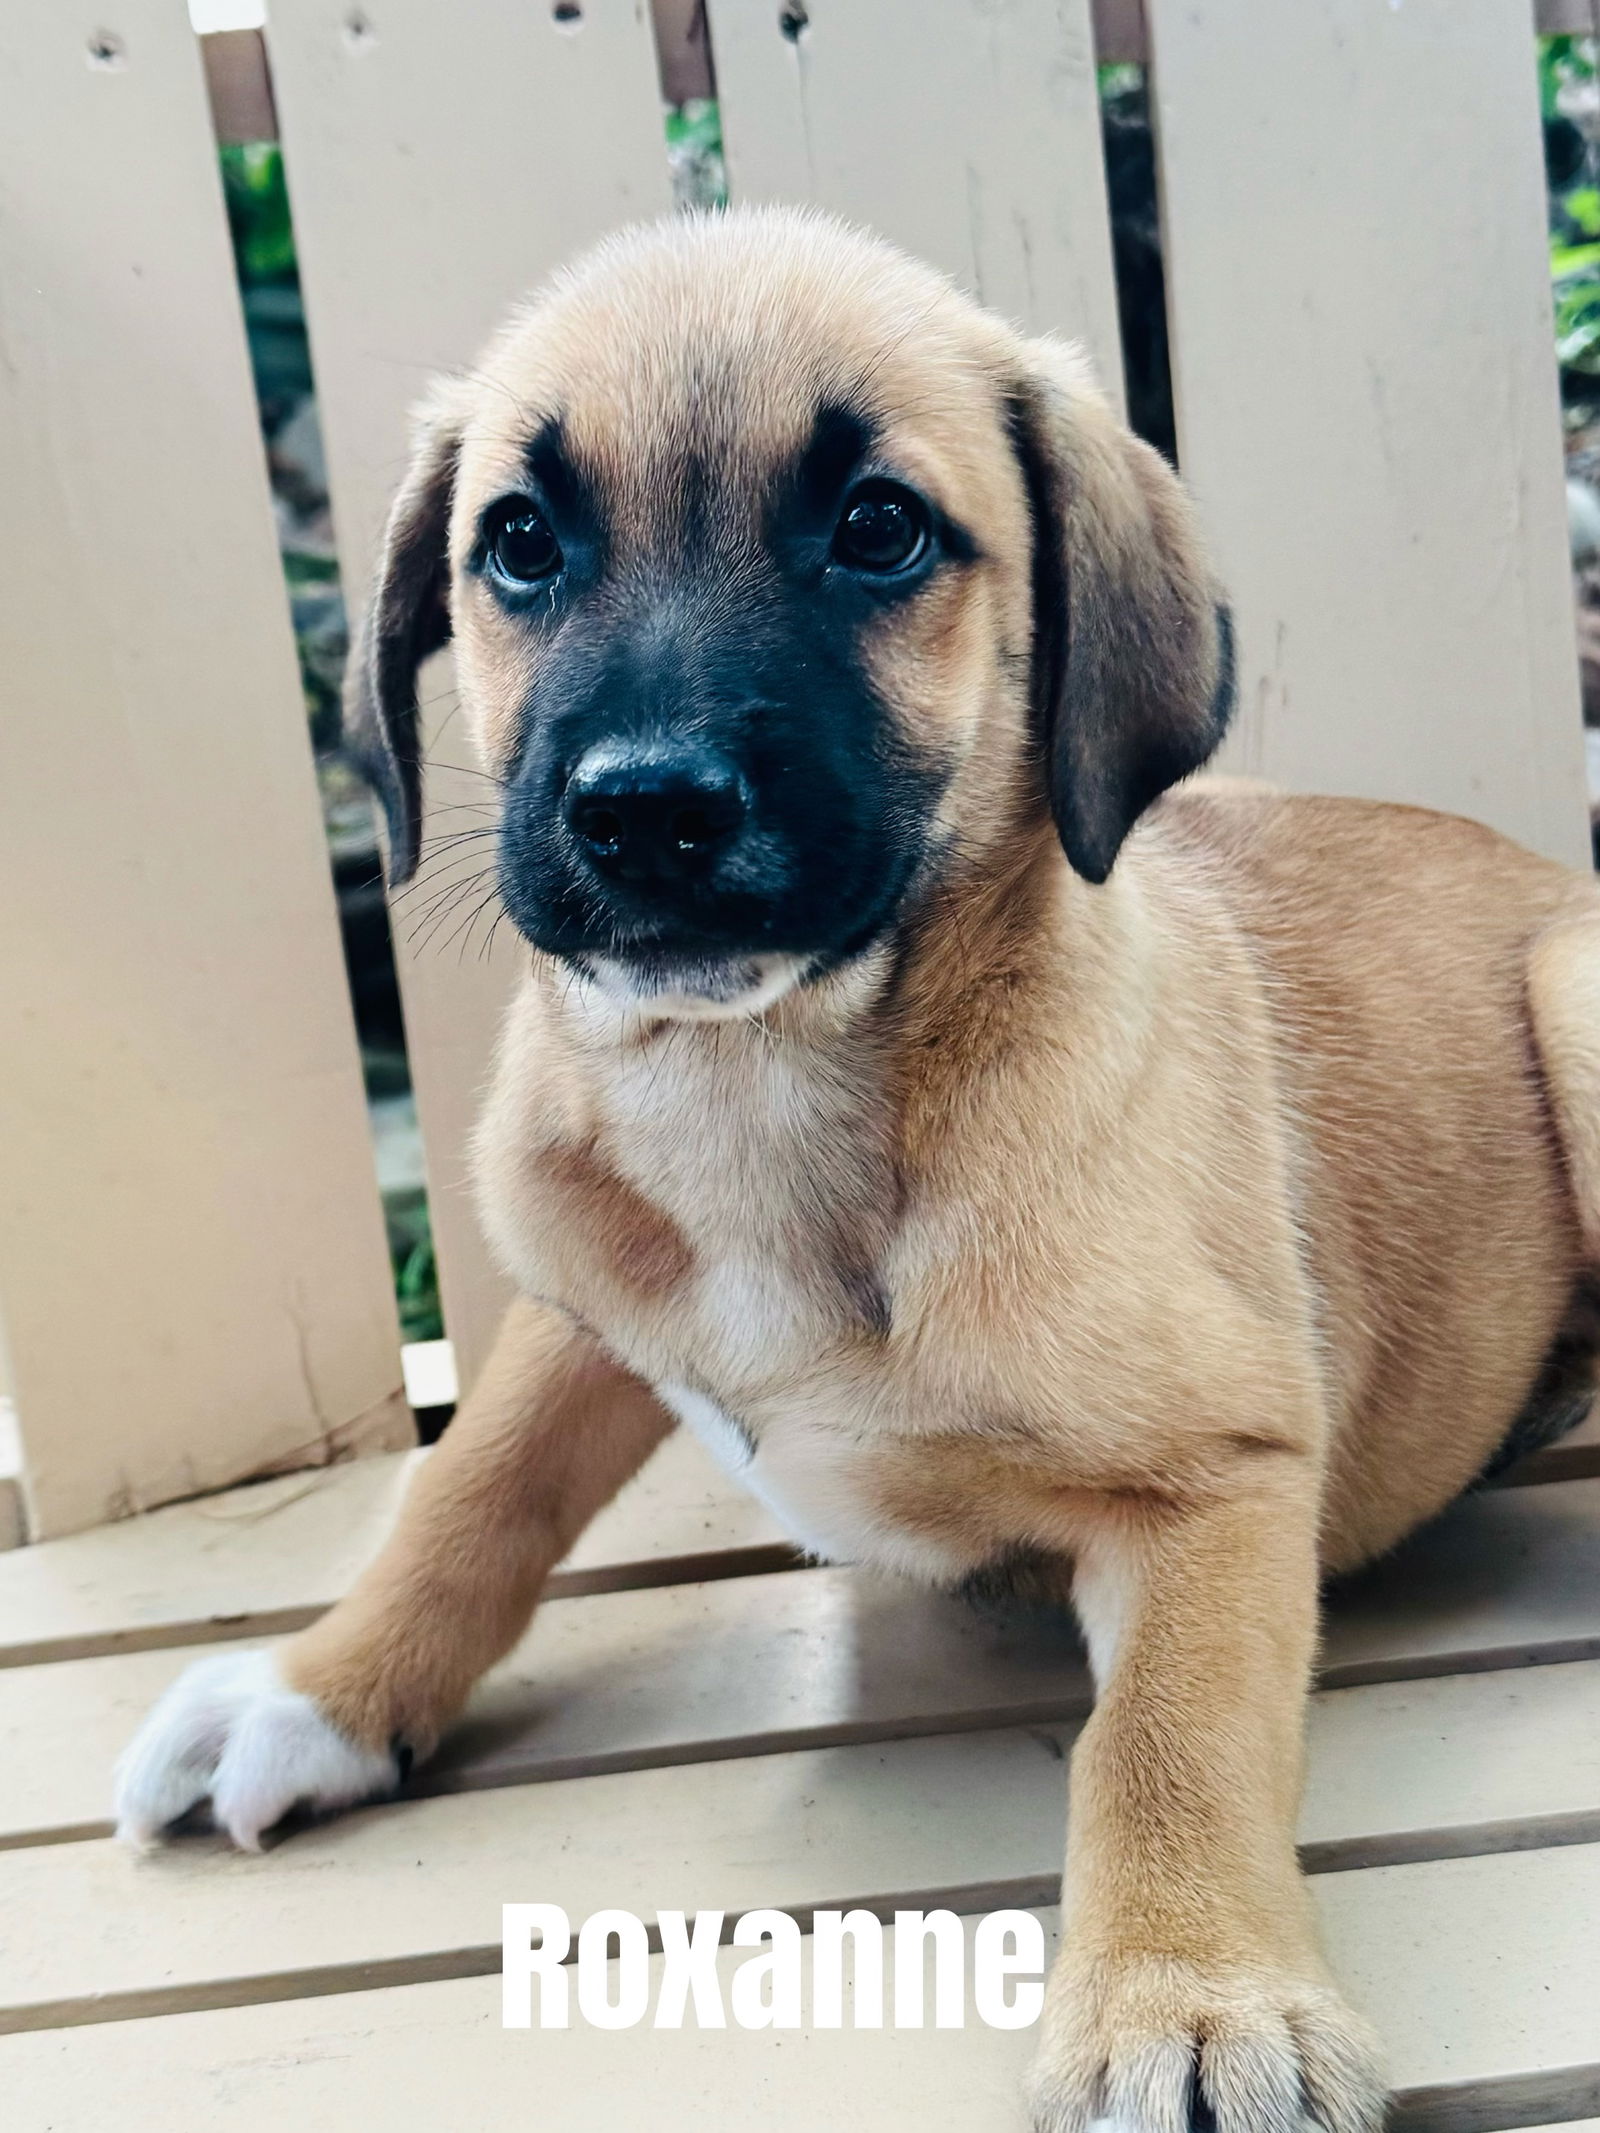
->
xmin=563 ymin=744 xmax=750 ymax=885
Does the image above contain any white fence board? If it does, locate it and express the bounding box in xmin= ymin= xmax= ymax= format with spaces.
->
xmin=1149 ymin=0 xmax=1590 ymax=865
xmin=264 ymin=0 xmax=674 ymax=1386
xmin=0 ymin=0 xmax=408 ymax=1538
xmin=709 ymin=0 xmax=1125 ymax=398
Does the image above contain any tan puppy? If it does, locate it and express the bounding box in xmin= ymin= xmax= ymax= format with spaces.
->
xmin=116 ymin=209 xmax=1600 ymax=2133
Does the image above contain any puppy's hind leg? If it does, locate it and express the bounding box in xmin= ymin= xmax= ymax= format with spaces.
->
xmin=1529 ymin=898 xmax=1600 ymax=1260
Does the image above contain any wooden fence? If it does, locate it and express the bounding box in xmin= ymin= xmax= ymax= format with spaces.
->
xmin=0 ymin=0 xmax=1589 ymax=1538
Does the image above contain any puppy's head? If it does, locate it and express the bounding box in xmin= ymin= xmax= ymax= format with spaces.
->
xmin=349 ymin=208 xmax=1233 ymax=1017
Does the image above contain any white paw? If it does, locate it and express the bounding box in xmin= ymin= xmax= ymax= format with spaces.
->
xmin=114 ymin=1648 xmax=398 ymax=1851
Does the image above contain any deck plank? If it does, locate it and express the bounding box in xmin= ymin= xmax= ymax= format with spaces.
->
xmin=0 ymin=1411 xmax=1590 ymax=1673
xmin=1317 ymin=1478 xmax=1600 ymax=1685
xmin=0 ymin=1566 xmax=1081 ymax=1848
xmin=0 ymin=1433 xmax=793 ymax=1669
xmin=5 ymin=1479 xmax=1600 ymax=1848
xmin=3 ymin=1657 xmax=1599 ymax=2030
xmin=0 ymin=1729 xmax=1067 ymax=2031
xmin=2 ymin=1851 xmax=1598 ymax=2130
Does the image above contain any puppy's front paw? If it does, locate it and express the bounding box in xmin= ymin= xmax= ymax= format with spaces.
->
xmin=1028 ymin=1951 xmax=1385 ymax=2133
xmin=114 ymin=1647 xmax=399 ymax=1852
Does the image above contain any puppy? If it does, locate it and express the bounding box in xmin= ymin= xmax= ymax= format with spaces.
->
xmin=117 ymin=208 xmax=1600 ymax=2133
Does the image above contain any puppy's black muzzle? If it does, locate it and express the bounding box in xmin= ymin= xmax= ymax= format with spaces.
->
xmin=495 ymin=581 xmax=944 ymax=977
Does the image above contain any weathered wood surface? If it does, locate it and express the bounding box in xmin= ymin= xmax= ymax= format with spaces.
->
xmin=0 ymin=1469 xmax=1594 ymax=2113
xmin=0 ymin=0 xmax=409 ymax=1540
xmin=7 ymin=1657 xmax=1600 ymax=2026
xmin=5 ymin=1478 xmax=1600 ymax=1847
xmin=1148 ymin=0 xmax=1589 ymax=865
xmin=4 ymin=1857 xmax=1600 ymax=2129
xmin=709 ymin=0 xmax=1124 ymax=397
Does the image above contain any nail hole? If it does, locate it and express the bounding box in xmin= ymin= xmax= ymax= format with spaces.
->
xmin=552 ymin=0 xmax=583 ymax=24
xmin=342 ymin=8 xmax=375 ymax=50
xmin=779 ymin=4 xmax=809 ymax=41
xmin=86 ymin=29 xmax=126 ymax=70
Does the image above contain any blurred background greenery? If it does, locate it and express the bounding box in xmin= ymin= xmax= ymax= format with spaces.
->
xmin=1544 ymin=35 xmax=1600 ymax=393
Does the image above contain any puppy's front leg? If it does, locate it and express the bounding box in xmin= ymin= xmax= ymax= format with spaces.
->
xmin=1031 ymin=1466 xmax=1384 ymax=2133
xmin=115 ymin=1299 xmax=672 ymax=1848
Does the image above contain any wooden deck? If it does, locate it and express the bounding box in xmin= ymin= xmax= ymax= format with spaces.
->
xmin=1 ymin=1423 xmax=1599 ymax=2130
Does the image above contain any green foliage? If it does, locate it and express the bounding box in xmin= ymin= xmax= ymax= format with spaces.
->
xmin=219 ymin=143 xmax=297 ymax=285
xmin=1542 ymin=35 xmax=1600 ymax=380
xmin=666 ymin=98 xmax=728 ymax=212
xmin=664 ymin=98 xmax=719 ymax=159
xmin=387 ymin=1188 xmax=443 ymax=1345
xmin=1558 ymin=278 xmax=1600 ymax=377
xmin=1542 ymin=34 xmax=1593 ymax=122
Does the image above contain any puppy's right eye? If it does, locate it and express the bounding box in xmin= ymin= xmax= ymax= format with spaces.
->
xmin=832 ymin=480 xmax=930 ymax=576
xmin=487 ymin=500 xmax=563 ymax=585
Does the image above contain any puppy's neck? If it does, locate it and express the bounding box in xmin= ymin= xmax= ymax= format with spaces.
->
xmin=488 ymin=821 xmax=1154 ymax=1364
xmin=538 ymin=813 xmax=1139 ymax=1176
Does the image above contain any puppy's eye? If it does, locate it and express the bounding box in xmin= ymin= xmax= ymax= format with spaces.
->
xmin=832 ymin=481 xmax=930 ymax=575
xmin=487 ymin=500 xmax=563 ymax=584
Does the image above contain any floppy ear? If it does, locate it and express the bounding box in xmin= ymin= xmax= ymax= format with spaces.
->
xmin=1007 ymin=340 xmax=1235 ymax=884
xmin=343 ymin=384 xmax=466 ymax=885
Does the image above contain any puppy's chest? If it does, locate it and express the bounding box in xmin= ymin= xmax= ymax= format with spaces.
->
xmin=493 ymin=1037 xmax=977 ymax=1577
xmin=551 ymin=1042 xmax=889 ymax=1384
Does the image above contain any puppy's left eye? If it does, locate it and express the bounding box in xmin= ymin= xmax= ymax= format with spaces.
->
xmin=486 ymin=499 xmax=563 ymax=584
xmin=832 ymin=481 xmax=930 ymax=575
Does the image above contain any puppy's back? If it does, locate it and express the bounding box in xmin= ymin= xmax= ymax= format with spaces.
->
xmin=1148 ymin=783 xmax=1594 ymax=1558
